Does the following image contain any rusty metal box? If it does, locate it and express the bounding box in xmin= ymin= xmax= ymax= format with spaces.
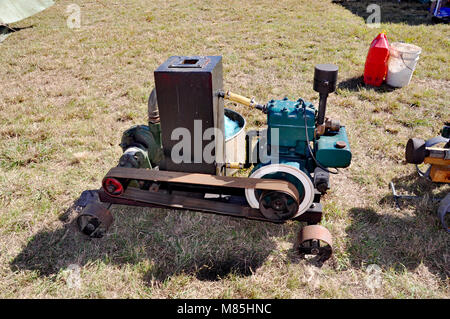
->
xmin=154 ymin=56 xmax=224 ymax=174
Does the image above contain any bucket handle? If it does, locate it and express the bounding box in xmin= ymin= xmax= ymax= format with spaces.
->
xmin=398 ymin=52 xmax=416 ymax=72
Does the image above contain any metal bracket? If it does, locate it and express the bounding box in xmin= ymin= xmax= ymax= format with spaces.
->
xmin=390 ymin=182 xmax=420 ymax=209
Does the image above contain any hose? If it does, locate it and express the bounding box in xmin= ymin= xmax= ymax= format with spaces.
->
xmin=302 ymin=100 xmax=339 ymax=175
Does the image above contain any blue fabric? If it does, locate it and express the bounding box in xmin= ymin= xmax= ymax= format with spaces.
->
xmin=437 ymin=6 xmax=450 ymax=17
xmin=224 ymin=114 xmax=241 ymax=139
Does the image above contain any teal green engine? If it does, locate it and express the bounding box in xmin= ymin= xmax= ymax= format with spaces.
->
xmin=265 ymin=97 xmax=351 ymax=168
xmin=246 ymin=96 xmax=352 ymax=219
xmin=266 ymin=97 xmax=316 ymax=157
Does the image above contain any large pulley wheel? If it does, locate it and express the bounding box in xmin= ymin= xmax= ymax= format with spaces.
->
xmin=246 ymin=164 xmax=315 ymax=219
xmin=295 ymin=225 xmax=333 ymax=263
xmin=259 ymin=190 xmax=299 ymax=221
xmin=76 ymin=202 xmax=113 ymax=238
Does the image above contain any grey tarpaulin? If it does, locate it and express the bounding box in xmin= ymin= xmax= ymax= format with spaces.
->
xmin=0 ymin=0 xmax=54 ymax=24
xmin=437 ymin=193 xmax=450 ymax=233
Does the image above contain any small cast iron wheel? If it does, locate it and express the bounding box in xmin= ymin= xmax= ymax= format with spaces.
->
xmin=295 ymin=225 xmax=333 ymax=263
xmin=76 ymin=202 xmax=113 ymax=238
xmin=258 ymin=190 xmax=299 ymax=221
xmin=102 ymin=177 xmax=124 ymax=197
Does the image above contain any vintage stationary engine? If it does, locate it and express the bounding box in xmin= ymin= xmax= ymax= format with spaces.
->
xmin=76 ymin=56 xmax=352 ymax=262
xmin=241 ymin=63 xmax=351 ymax=221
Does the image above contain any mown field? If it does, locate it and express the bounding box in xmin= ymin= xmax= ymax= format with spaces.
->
xmin=0 ymin=0 xmax=448 ymax=298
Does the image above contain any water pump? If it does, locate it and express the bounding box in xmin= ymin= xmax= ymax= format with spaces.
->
xmin=76 ymin=56 xmax=352 ymax=263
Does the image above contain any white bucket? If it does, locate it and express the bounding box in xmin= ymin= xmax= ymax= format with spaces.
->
xmin=224 ymin=108 xmax=246 ymax=176
xmin=386 ymin=42 xmax=422 ymax=88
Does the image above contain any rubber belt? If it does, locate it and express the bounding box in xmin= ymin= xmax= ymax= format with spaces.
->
xmin=103 ymin=167 xmax=300 ymax=205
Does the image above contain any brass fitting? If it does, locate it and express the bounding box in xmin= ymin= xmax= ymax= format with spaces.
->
xmin=221 ymin=90 xmax=266 ymax=112
xmin=315 ymin=118 xmax=340 ymax=137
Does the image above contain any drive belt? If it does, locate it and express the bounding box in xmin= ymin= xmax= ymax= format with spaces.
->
xmin=102 ymin=167 xmax=300 ymax=205
xmin=99 ymin=186 xmax=279 ymax=222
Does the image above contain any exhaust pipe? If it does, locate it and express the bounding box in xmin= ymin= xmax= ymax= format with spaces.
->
xmin=313 ymin=64 xmax=338 ymax=135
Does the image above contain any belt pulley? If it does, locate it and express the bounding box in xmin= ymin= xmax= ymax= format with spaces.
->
xmin=102 ymin=167 xmax=301 ymax=221
xmin=73 ymin=167 xmax=334 ymax=262
xmin=246 ymin=164 xmax=315 ymax=219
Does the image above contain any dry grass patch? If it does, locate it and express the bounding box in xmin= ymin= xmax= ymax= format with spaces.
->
xmin=0 ymin=0 xmax=448 ymax=298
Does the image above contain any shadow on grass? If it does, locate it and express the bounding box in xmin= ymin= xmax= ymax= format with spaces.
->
xmin=338 ymin=75 xmax=398 ymax=93
xmin=346 ymin=172 xmax=449 ymax=280
xmin=332 ymin=0 xmax=433 ymax=26
xmin=10 ymin=199 xmax=294 ymax=283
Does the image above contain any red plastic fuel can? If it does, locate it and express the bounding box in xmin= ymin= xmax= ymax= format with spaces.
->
xmin=363 ymin=32 xmax=390 ymax=87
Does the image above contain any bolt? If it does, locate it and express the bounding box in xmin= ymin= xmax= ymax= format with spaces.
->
xmin=106 ymin=184 xmax=117 ymax=194
xmin=335 ymin=141 xmax=347 ymax=149
xmin=317 ymin=183 xmax=328 ymax=194
xmin=84 ymin=223 xmax=95 ymax=235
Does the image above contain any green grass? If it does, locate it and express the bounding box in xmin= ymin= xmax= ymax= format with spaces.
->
xmin=0 ymin=0 xmax=449 ymax=298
